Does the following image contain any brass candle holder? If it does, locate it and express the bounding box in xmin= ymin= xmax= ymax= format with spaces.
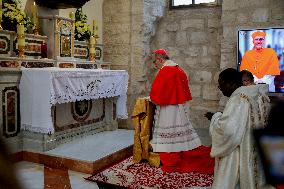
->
xmin=33 ymin=26 xmax=39 ymax=35
xmin=18 ymin=45 xmax=25 ymax=58
xmin=89 ymin=44 xmax=95 ymax=61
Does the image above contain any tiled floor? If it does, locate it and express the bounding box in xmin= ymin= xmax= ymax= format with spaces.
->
xmin=14 ymin=129 xmax=134 ymax=189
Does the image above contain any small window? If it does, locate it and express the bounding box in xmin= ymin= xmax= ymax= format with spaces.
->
xmin=170 ymin=0 xmax=217 ymax=9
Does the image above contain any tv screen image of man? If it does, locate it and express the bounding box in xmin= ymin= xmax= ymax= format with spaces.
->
xmin=240 ymin=31 xmax=280 ymax=92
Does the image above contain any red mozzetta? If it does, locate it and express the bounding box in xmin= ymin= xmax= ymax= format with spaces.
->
xmin=150 ymin=65 xmax=192 ymax=105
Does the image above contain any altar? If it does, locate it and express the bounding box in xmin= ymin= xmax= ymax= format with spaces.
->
xmin=20 ymin=67 xmax=128 ymax=134
xmin=15 ymin=67 xmax=128 ymax=151
xmin=0 ymin=5 xmax=130 ymax=153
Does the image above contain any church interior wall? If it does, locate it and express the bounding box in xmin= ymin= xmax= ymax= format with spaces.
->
xmin=102 ymin=0 xmax=284 ymax=145
xmin=150 ymin=5 xmax=222 ymax=135
xmin=2 ymin=0 xmax=284 ymax=149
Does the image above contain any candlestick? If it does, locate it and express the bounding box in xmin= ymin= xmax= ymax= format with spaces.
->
xmin=32 ymin=1 xmax=39 ymax=35
xmin=17 ymin=24 xmax=24 ymax=35
xmin=17 ymin=24 xmax=25 ymax=58
xmin=92 ymin=20 xmax=97 ymax=36
xmin=89 ymin=35 xmax=96 ymax=61
xmin=0 ymin=0 xmax=2 ymax=30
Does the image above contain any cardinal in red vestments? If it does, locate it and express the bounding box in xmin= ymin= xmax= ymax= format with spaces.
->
xmin=149 ymin=49 xmax=214 ymax=174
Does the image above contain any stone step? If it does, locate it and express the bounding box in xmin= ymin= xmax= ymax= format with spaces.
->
xmin=12 ymin=129 xmax=134 ymax=174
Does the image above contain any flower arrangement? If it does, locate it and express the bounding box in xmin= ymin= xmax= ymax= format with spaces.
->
xmin=74 ymin=8 xmax=91 ymax=41
xmin=2 ymin=0 xmax=33 ymax=32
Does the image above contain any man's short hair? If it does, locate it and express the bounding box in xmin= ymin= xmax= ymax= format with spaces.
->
xmin=240 ymin=70 xmax=254 ymax=82
xmin=219 ymin=68 xmax=242 ymax=86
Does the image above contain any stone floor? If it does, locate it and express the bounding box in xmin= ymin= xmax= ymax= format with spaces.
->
xmin=16 ymin=161 xmax=99 ymax=189
xmin=46 ymin=129 xmax=134 ymax=161
xmin=14 ymin=129 xmax=134 ymax=189
xmin=13 ymin=128 xmax=211 ymax=189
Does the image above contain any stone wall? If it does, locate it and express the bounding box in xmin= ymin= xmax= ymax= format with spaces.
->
xmin=103 ymin=0 xmax=166 ymax=129
xmin=220 ymin=0 xmax=284 ymax=105
xmin=103 ymin=0 xmax=284 ymax=144
xmin=149 ymin=6 xmax=222 ymax=131
xmin=221 ymin=0 xmax=284 ymax=69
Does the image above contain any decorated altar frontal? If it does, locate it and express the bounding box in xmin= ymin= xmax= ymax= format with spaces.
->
xmin=20 ymin=67 xmax=128 ymax=132
xmin=9 ymin=67 xmax=128 ymax=151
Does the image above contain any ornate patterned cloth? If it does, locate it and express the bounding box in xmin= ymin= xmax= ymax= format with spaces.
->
xmin=20 ymin=67 xmax=128 ymax=134
xmin=86 ymin=156 xmax=213 ymax=189
xmin=132 ymin=97 xmax=160 ymax=167
xmin=209 ymin=84 xmax=273 ymax=189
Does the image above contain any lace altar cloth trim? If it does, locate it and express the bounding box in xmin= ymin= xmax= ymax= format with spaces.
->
xmin=50 ymin=69 xmax=128 ymax=118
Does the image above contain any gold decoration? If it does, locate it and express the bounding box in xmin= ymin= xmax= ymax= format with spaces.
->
xmin=18 ymin=44 xmax=25 ymax=58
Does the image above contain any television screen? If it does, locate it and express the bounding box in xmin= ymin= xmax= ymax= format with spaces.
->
xmin=237 ymin=28 xmax=284 ymax=93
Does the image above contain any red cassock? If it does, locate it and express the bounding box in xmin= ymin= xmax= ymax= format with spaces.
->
xmin=160 ymin=146 xmax=214 ymax=174
xmin=150 ymin=65 xmax=214 ymax=174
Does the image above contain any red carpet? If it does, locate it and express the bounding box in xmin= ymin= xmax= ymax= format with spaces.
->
xmin=86 ymin=156 xmax=213 ymax=189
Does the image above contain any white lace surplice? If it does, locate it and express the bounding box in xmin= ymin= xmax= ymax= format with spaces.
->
xmin=20 ymin=68 xmax=129 ymax=134
xmin=150 ymin=102 xmax=201 ymax=153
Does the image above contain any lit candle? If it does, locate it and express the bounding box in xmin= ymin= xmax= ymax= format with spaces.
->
xmin=17 ymin=24 xmax=25 ymax=46
xmin=90 ymin=35 xmax=96 ymax=45
xmin=17 ymin=24 xmax=24 ymax=35
xmin=69 ymin=11 xmax=75 ymax=20
xmin=0 ymin=0 xmax=2 ymax=23
xmin=92 ymin=20 xmax=97 ymax=35
xmin=89 ymin=35 xmax=96 ymax=56
xmin=32 ymin=2 xmax=38 ymax=26
xmin=18 ymin=38 xmax=25 ymax=46
xmin=89 ymin=47 xmax=95 ymax=54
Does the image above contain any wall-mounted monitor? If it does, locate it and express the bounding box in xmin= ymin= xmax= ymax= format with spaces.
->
xmin=237 ymin=27 xmax=284 ymax=93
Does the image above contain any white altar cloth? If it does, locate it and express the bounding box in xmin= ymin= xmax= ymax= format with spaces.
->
xmin=20 ymin=67 xmax=129 ymax=134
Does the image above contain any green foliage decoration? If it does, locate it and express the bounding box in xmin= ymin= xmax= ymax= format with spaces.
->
xmin=74 ymin=7 xmax=91 ymax=41
xmin=2 ymin=0 xmax=33 ymax=32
